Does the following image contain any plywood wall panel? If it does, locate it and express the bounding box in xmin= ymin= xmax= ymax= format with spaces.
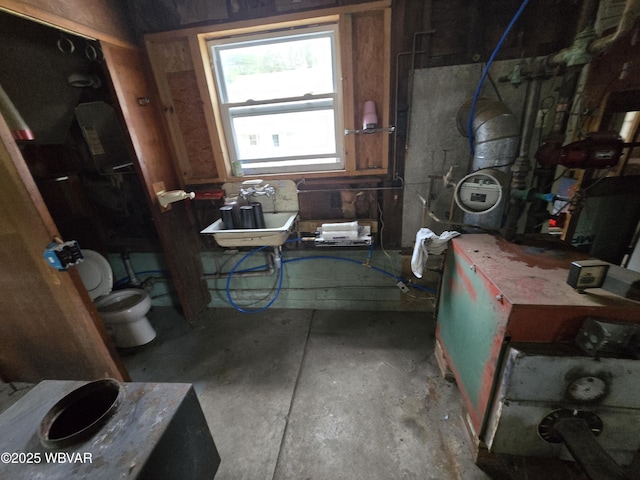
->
xmin=144 ymin=3 xmax=391 ymax=181
xmin=159 ymin=38 xmax=194 ymax=73
xmin=167 ymin=70 xmax=218 ymax=179
xmin=102 ymin=42 xmax=211 ymax=320
xmin=0 ymin=115 xmax=127 ymax=382
xmin=352 ymin=10 xmax=388 ymax=170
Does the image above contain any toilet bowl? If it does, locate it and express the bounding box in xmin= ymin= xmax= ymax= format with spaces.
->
xmin=76 ymin=250 xmax=156 ymax=348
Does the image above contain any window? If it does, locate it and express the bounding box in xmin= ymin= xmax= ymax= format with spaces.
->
xmin=207 ymin=25 xmax=343 ymax=175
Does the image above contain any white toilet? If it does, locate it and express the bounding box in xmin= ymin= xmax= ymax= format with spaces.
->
xmin=76 ymin=249 xmax=156 ymax=348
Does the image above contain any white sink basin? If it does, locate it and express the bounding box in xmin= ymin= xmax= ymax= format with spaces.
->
xmin=200 ymin=211 xmax=298 ymax=247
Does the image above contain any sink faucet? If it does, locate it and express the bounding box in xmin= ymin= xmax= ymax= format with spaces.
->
xmin=239 ymin=182 xmax=275 ymax=199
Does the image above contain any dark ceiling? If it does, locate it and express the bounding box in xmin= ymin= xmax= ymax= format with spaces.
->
xmin=126 ymin=0 xmax=584 ymax=68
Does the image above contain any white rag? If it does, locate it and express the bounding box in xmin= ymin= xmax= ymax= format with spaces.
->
xmin=411 ymin=228 xmax=460 ymax=278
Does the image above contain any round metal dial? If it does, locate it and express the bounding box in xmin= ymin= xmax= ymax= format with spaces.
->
xmin=538 ymin=409 xmax=603 ymax=443
xmin=566 ymin=376 xmax=607 ymax=403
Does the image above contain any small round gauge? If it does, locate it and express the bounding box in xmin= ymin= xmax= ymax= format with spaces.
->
xmin=538 ymin=408 xmax=603 ymax=443
xmin=566 ymin=376 xmax=607 ymax=403
xmin=453 ymin=170 xmax=505 ymax=214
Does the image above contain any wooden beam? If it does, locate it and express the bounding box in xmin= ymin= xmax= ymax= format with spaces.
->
xmin=340 ymin=13 xmax=356 ymax=172
xmin=102 ymin=42 xmax=211 ymax=321
xmin=0 ymin=0 xmax=137 ymax=49
xmin=145 ymin=1 xmax=391 ymax=40
xmin=0 ymin=111 xmax=128 ymax=382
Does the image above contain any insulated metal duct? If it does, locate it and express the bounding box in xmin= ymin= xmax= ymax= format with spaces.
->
xmin=456 ymin=98 xmax=519 ymax=230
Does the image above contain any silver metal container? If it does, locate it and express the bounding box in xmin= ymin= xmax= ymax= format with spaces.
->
xmin=0 ymin=379 xmax=220 ymax=479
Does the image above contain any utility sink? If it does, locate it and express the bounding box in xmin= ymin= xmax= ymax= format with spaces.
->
xmin=200 ymin=211 xmax=298 ymax=247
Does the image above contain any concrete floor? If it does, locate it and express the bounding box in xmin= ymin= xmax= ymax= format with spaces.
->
xmin=0 ymin=307 xmax=593 ymax=479
xmin=123 ymin=307 xmax=487 ymax=480
xmin=124 ymin=307 xmax=595 ymax=480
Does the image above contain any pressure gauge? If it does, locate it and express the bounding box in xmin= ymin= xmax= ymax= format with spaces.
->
xmin=454 ymin=169 xmax=505 ymax=214
xmin=566 ymin=376 xmax=607 ymax=403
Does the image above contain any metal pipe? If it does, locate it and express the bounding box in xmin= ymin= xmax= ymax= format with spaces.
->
xmin=553 ymin=417 xmax=631 ymax=480
xmin=390 ymin=2 xmax=435 ymax=181
xmin=589 ymin=0 xmax=640 ymax=55
xmin=502 ymin=74 xmax=543 ymax=239
xmin=546 ymin=0 xmax=599 ymax=67
xmin=121 ymin=251 xmax=141 ymax=286
xmin=392 ymin=50 xmax=413 ymax=182
xmin=297 ymin=186 xmax=403 ymax=193
xmin=404 ymin=28 xmax=436 ymax=153
xmin=548 ymin=0 xmax=640 ymax=67
xmin=518 ymin=75 xmax=543 ymax=159
xmin=296 ymin=178 xmax=403 ymax=193
xmin=577 ymin=0 xmax=600 ymax=34
xmin=202 ymin=249 xmax=276 ymax=279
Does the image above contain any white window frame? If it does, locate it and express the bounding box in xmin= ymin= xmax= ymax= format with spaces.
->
xmin=206 ymin=24 xmax=344 ymax=176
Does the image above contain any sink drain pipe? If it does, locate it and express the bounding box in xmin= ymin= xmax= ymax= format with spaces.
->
xmin=202 ymin=249 xmax=276 ymax=280
xmin=121 ymin=251 xmax=141 ymax=286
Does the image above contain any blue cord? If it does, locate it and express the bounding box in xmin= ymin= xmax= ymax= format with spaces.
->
xmin=225 ymin=246 xmax=284 ymax=314
xmin=225 ymin=246 xmax=437 ymax=313
xmin=284 ymin=256 xmax=436 ymax=293
xmin=467 ymin=0 xmax=530 ymax=155
xmin=116 ymin=243 xmax=436 ymax=313
xmin=114 ymin=270 xmax=171 ymax=287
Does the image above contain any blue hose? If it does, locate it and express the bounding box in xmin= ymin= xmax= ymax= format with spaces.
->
xmin=284 ymin=256 xmax=436 ymax=293
xmin=225 ymin=246 xmax=284 ymax=314
xmin=225 ymin=246 xmax=436 ymax=313
xmin=467 ymin=0 xmax=530 ymax=155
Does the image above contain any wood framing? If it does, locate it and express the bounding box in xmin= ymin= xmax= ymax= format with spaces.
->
xmin=144 ymin=2 xmax=393 ymax=184
xmin=102 ymin=42 xmax=211 ymax=320
xmin=0 ymin=113 xmax=128 ymax=382
xmin=0 ymin=0 xmax=136 ymax=48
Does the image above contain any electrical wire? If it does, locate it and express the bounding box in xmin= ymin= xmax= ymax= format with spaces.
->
xmin=467 ymin=0 xmax=531 ymax=155
xmin=224 ymin=241 xmax=437 ymax=313
xmin=115 ymin=270 xmax=171 ymax=287
xmin=540 ymin=165 xmax=570 ymax=194
xmin=116 ymin=244 xmax=437 ymax=314
xmin=282 ymin=256 xmax=436 ymax=293
xmin=376 ymin=200 xmax=393 ymax=263
xmin=548 ymin=167 xmax=614 ymax=217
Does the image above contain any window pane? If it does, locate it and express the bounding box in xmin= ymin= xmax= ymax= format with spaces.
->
xmin=242 ymin=157 xmax=341 ymax=173
xmin=231 ymin=108 xmax=337 ymax=160
xmin=217 ymin=33 xmax=335 ymax=103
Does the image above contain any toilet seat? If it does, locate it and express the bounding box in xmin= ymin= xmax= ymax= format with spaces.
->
xmin=75 ymin=249 xmax=156 ymax=348
xmin=76 ymin=250 xmax=113 ymax=300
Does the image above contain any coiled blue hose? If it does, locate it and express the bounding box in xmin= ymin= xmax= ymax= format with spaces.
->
xmin=225 ymin=241 xmax=436 ymax=314
xmin=225 ymin=245 xmax=284 ymax=314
